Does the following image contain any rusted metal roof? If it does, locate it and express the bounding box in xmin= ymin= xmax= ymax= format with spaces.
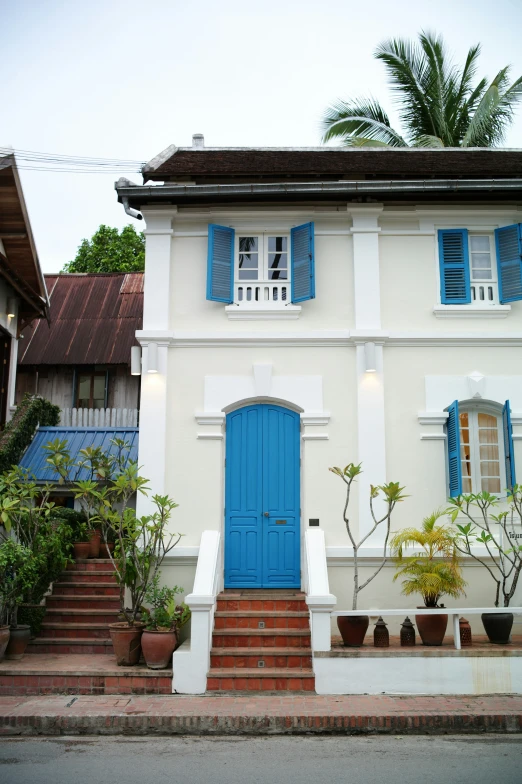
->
xmin=19 ymin=272 xmax=143 ymax=365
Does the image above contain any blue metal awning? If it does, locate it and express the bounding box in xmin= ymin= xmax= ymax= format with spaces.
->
xmin=19 ymin=427 xmax=139 ymax=482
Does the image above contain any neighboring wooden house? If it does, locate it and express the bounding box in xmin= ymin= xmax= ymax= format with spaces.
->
xmin=0 ymin=154 xmax=49 ymax=427
xmin=16 ymin=272 xmax=143 ymax=426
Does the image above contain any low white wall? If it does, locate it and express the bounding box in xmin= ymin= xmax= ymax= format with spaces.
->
xmin=314 ymin=655 xmax=522 ymax=695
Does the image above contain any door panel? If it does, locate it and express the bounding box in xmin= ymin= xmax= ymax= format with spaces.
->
xmin=225 ymin=404 xmax=300 ymax=588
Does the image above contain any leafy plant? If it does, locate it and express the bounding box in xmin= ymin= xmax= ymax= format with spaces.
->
xmin=0 ymin=539 xmax=40 ymax=627
xmin=449 ymin=489 xmax=522 ymax=608
xmin=62 ymin=224 xmax=145 ymax=273
xmin=390 ymin=510 xmax=466 ymax=607
xmin=322 ymin=31 xmax=522 ymax=148
xmin=0 ymin=395 xmax=60 ymax=475
xmin=142 ymin=576 xmax=189 ymax=632
xmin=329 ymin=462 xmax=407 ymax=610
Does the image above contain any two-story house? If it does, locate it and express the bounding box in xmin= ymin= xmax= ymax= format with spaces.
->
xmin=0 ymin=154 xmax=49 ymax=427
xmin=116 ymin=139 xmax=522 ymax=690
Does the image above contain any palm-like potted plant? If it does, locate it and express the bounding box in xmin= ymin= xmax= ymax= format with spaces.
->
xmin=140 ymin=576 xmax=190 ymax=669
xmin=329 ymin=462 xmax=406 ymax=646
xmin=449 ymin=488 xmax=522 ymax=643
xmin=390 ymin=510 xmax=466 ymax=645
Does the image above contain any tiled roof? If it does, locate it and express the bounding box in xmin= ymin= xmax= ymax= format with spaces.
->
xmin=19 ymin=426 xmax=139 ymax=482
xmin=19 ymin=272 xmax=143 ymax=365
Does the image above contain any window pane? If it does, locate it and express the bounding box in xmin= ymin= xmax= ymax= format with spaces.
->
xmin=478 ymin=413 xmax=497 ymax=427
xmin=481 ymin=477 xmax=501 ymax=493
xmin=239 ymin=237 xmax=258 ymax=252
xmin=462 ymin=477 xmax=472 ymax=493
xmin=238 ymin=269 xmax=258 ymax=280
xmin=239 ymin=254 xmax=258 ymax=269
xmin=479 ymin=428 xmax=498 ymax=444
xmin=92 ymin=376 xmax=106 ymax=409
xmin=268 ymin=237 xmax=287 ymax=253
xmin=269 ymin=268 xmax=288 ymax=280
xmin=269 ymin=253 xmax=287 ymax=270
xmin=480 ymin=445 xmax=499 ymax=461
xmin=77 ymin=376 xmax=91 ymax=405
xmin=470 ymin=236 xmax=490 ymax=252
xmin=460 ymin=412 xmax=469 ymax=427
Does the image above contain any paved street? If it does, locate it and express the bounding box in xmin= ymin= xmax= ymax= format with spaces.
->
xmin=1 ymin=735 xmax=521 ymax=784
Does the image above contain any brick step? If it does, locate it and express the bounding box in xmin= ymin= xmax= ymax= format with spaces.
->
xmin=52 ymin=582 xmax=119 ymax=595
xmin=214 ymin=611 xmax=309 ymax=630
xmin=44 ymin=609 xmax=120 ymax=624
xmin=39 ymin=623 xmax=113 ymax=639
xmin=207 ymin=668 xmax=315 ymax=692
xmin=210 ymin=647 xmax=312 ymax=669
xmin=216 ymin=598 xmax=307 ymax=612
xmin=0 ymin=671 xmax=172 ymax=696
xmin=59 ymin=571 xmax=118 ymax=583
xmin=45 ymin=596 xmax=120 ymax=610
xmin=212 ymin=629 xmax=311 ymax=648
xmin=26 ymin=638 xmax=113 ymax=654
xmin=67 ymin=560 xmax=116 ymax=572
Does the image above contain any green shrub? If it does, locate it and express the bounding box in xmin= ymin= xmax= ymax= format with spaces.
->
xmin=0 ymin=395 xmax=60 ymax=474
xmin=18 ymin=605 xmax=47 ymax=637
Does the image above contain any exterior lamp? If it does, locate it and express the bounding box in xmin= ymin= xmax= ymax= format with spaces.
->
xmin=6 ymin=298 xmax=16 ymax=318
xmin=364 ymin=342 xmax=376 ymax=373
xmin=147 ymin=341 xmax=158 ymax=374
xmin=131 ymin=346 xmax=142 ymax=375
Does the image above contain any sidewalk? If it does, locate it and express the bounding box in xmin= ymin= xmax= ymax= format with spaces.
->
xmin=1 ymin=693 xmax=521 ymax=736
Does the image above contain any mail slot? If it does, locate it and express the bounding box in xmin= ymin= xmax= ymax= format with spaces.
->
xmin=275 ymin=520 xmax=287 ymax=525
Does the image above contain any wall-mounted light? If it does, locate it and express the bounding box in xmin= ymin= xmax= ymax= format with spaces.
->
xmin=6 ymin=298 xmax=16 ymax=319
xmin=364 ymin=342 xmax=376 ymax=373
xmin=131 ymin=346 xmax=142 ymax=376
xmin=147 ymin=342 xmax=158 ymax=373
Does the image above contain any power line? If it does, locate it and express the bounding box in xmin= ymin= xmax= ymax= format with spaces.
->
xmin=0 ymin=146 xmax=145 ymax=174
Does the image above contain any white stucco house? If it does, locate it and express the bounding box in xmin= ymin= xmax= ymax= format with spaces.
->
xmin=116 ymin=140 xmax=522 ymax=694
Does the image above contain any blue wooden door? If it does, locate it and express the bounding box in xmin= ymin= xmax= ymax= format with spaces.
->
xmin=225 ymin=404 xmax=300 ymax=588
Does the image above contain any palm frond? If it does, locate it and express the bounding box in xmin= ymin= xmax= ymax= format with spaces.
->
xmin=462 ymin=68 xmax=522 ymax=147
xmin=321 ymin=98 xmax=407 ymax=147
xmin=412 ymin=134 xmax=444 ymax=148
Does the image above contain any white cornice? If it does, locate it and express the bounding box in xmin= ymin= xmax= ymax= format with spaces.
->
xmin=433 ymin=305 xmax=511 ymax=319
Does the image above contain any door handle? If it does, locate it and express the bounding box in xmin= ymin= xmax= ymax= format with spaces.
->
xmin=264 ymin=512 xmax=269 ymax=517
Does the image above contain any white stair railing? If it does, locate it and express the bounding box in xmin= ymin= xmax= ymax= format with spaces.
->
xmin=305 ymin=528 xmax=337 ymax=652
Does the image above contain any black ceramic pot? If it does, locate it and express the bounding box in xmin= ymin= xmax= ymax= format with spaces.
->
xmin=481 ymin=612 xmax=513 ymax=644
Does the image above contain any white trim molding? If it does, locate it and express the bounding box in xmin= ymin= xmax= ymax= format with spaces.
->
xmin=418 ymin=411 xmax=449 ymax=440
xmin=225 ymin=304 xmax=302 ymax=320
xmin=433 ymin=304 xmax=511 ymax=319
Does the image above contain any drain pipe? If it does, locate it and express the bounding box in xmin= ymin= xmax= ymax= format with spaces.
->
xmin=122 ymin=196 xmax=143 ymax=221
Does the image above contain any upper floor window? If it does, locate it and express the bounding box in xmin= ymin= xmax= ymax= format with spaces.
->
xmin=446 ymin=399 xmax=516 ymax=498
xmin=76 ymin=371 xmax=107 ymax=409
xmin=206 ymin=222 xmax=315 ymax=317
xmin=438 ymin=224 xmax=522 ymax=307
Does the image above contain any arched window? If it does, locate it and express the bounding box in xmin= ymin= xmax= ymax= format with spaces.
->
xmin=459 ymin=403 xmax=506 ymax=494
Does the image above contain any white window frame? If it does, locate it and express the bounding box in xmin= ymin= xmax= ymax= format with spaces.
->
xmin=459 ymin=401 xmax=507 ymax=497
xmin=468 ymin=232 xmax=499 ymax=305
xmin=226 ymin=232 xmax=302 ymax=320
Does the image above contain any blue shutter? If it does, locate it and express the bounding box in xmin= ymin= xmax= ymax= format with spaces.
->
xmin=438 ymin=229 xmax=471 ymax=304
xmin=446 ymin=400 xmax=462 ymax=497
xmin=206 ymin=224 xmax=234 ymax=303
xmin=503 ymin=400 xmax=516 ymax=492
xmin=495 ymin=224 xmax=522 ymax=303
xmin=291 ymin=222 xmax=315 ymax=303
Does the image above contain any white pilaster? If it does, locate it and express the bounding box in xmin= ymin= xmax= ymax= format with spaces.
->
xmin=141 ymin=208 xmax=175 ymax=331
xmin=350 ymin=206 xmax=383 ymax=331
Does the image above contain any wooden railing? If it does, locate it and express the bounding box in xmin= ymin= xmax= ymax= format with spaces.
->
xmin=60 ymin=408 xmax=139 ymax=428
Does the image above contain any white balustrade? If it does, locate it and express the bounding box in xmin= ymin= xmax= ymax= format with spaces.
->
xmin=60 ymin=408 xmax=139 ymax=428
xmin=235 ymin=280 xmax=290 ymax=306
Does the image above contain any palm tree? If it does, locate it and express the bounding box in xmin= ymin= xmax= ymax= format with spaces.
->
xmin=322 ymin=31 xmax=522 ymax=148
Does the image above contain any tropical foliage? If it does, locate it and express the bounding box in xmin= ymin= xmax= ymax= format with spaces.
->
xmin=390 ymin=510 xmax=466 ymax=607
xmin=322 ymin=31 xmax=522 ymax=148
xmin=142 ymin=576 xmax=190 ymax=632
xmin=0 ymin=395 xmax=60 ymax=475
xmin=63 ymin=224 xmax=145 ymax=273
xmin=329 ymin=461 xmax=407 ymax=610
xmin=449 ymin=489 xmax=522 ymax=608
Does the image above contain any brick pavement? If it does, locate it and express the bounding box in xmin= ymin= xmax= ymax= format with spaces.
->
xmin=1 ymin=693 xmax=521 ymax=736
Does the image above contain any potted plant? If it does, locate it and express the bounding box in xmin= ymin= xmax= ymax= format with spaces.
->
xmin=329 ymin=462 xmax=406 ymax=646
xmin=0 ymin=539 xmax=39 ymax=660
xmin=390 ymin=510 xmax=467 ymax=645
xmin=449 ymin=488 xmax=522 ymax=644
xmin=99 ymin=526 xmax=116 ymax=559
xmin=70 ymin=519 xmax=91 ymax=560
xmin=140 ymin=576 xmax=190 ymax=669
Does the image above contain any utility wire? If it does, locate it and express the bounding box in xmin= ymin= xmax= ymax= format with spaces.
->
xmin=0 ymin=146 xmax=146 ymax=174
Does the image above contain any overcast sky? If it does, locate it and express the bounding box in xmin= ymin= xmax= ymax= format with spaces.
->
xmin=3 ymin=0 xmax=522 ymax=273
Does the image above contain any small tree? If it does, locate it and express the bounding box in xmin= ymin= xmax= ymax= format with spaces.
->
xmin=329 ymin=462 xmax=406 ymax=610
xmin=449 ymin=489 xmax=522 ymax=608
xmin=62 ymin=224 xmax=145 ymax=273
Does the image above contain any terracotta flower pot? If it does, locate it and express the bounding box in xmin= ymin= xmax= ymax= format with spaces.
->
xmin=88 ymin=530 xmax=101 ymax=559
xmin=73 ymin=542 xmax=91 ymax=560
xmin=99 ymin=542 xmax=115 ymax=559
xmin=5 ymin=625 xmax=31 ymax=660
xmin=481 ymin=612 xmax=513 ymax=644
xmin=141 ymin=629 xmax=178 ymax=669
xmin=0 ymin=626 xmax=10 ymax=662
xmin=415 ymin=609 xmax=448 ymax=646
xmin=337 ymin=615 xmax=369 ymax=647
xmin=109 ymin=622 xmax=145 ymax=666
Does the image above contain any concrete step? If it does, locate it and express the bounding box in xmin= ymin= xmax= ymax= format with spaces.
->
xmin=212 ymin=629 xmax=311 ymax=648
xmin=207 ymin=668 xmax=315 ymax=692
xmin=210 ymin=647 xmax=312 ymax=669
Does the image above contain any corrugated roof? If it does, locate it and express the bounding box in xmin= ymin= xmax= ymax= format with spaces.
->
xmin=144 ymin=146 xmax=522 ymax=182
xmin=19 ymin=272 xmax=143 ymax=365
xmin=19 ymin=426 xmax=139 ymax=482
